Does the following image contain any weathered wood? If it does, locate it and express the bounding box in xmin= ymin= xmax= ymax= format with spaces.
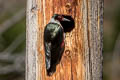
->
xmin=26 ymin=0 xmax=103 ymax=80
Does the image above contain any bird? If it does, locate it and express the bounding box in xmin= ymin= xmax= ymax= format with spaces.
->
xmin=44 ymin=14 xmax=70 ymax=76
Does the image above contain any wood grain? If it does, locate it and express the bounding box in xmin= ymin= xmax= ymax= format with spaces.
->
xmin=26 ymin=0 xmax=103 ymax=80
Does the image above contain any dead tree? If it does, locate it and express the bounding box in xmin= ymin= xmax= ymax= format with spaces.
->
xmin=26 ymin=0 xmax=103 ymax=80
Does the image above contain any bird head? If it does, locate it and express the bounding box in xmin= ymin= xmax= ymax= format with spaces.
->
xmin=52 ymin=14 xmax=70 ymax=22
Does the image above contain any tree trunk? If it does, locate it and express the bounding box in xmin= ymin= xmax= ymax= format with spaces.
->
xmin=26 ymin=0 xmax=103 ymax=80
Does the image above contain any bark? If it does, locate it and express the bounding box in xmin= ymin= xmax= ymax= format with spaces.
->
xmin=26 ymin=0 xmax=103 ymax=80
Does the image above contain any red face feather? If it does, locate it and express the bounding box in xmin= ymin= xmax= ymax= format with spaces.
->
xmin=55 ymin=15 xmax=63 ymax=21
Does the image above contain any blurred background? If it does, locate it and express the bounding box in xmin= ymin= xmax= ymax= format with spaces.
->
xmin=104 ymin=0 xmax=120 ymax=80
xmin=0 ymin=0 xmax=25 ymax=80
xmin=0 ymin=0 xmax=120 ymax=80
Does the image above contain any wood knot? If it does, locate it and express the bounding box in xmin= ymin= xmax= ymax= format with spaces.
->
xmin=65 ymin=3 xmax=72 ymax=13
xmin=65 ymin=50 xmax=71 ymax=57
xmin=31 ymin=6 xmax=37 ymax=12
xmin=66 ymin=3 xmax=71 ymax=8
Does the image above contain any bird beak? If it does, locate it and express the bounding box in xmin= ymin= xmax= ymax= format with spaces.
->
xmin=62 ymin=18 xmax=70 ymax=21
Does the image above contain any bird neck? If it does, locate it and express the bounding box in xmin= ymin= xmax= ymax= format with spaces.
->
xmin=49 ymin=18 xmax=64 ymax=30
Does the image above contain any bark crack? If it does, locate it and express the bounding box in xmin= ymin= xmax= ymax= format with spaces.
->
xmin=86 ymin=0 xmax=93 ymax=80
xmin=70 ymin=57 xmax=73 ymax=80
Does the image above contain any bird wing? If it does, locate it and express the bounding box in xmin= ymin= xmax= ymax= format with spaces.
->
xmin=44 ymin=42 xmax=51 ymax=70
xmin=44 ymin=23 xmax=64 ymax=70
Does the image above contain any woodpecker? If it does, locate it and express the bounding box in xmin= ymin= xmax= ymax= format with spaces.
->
xmin=44 ymin=14 xmax=70 ymax=76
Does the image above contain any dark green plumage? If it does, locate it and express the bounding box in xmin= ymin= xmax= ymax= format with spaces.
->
xmin=44 ymin=23 xmax=65 ymax=76
xmin=44 ymin=23 xmax=63 ymax=41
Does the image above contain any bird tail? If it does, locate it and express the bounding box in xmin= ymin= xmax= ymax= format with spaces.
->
xmin=46 ymin=65 xmax=56 ymax=76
